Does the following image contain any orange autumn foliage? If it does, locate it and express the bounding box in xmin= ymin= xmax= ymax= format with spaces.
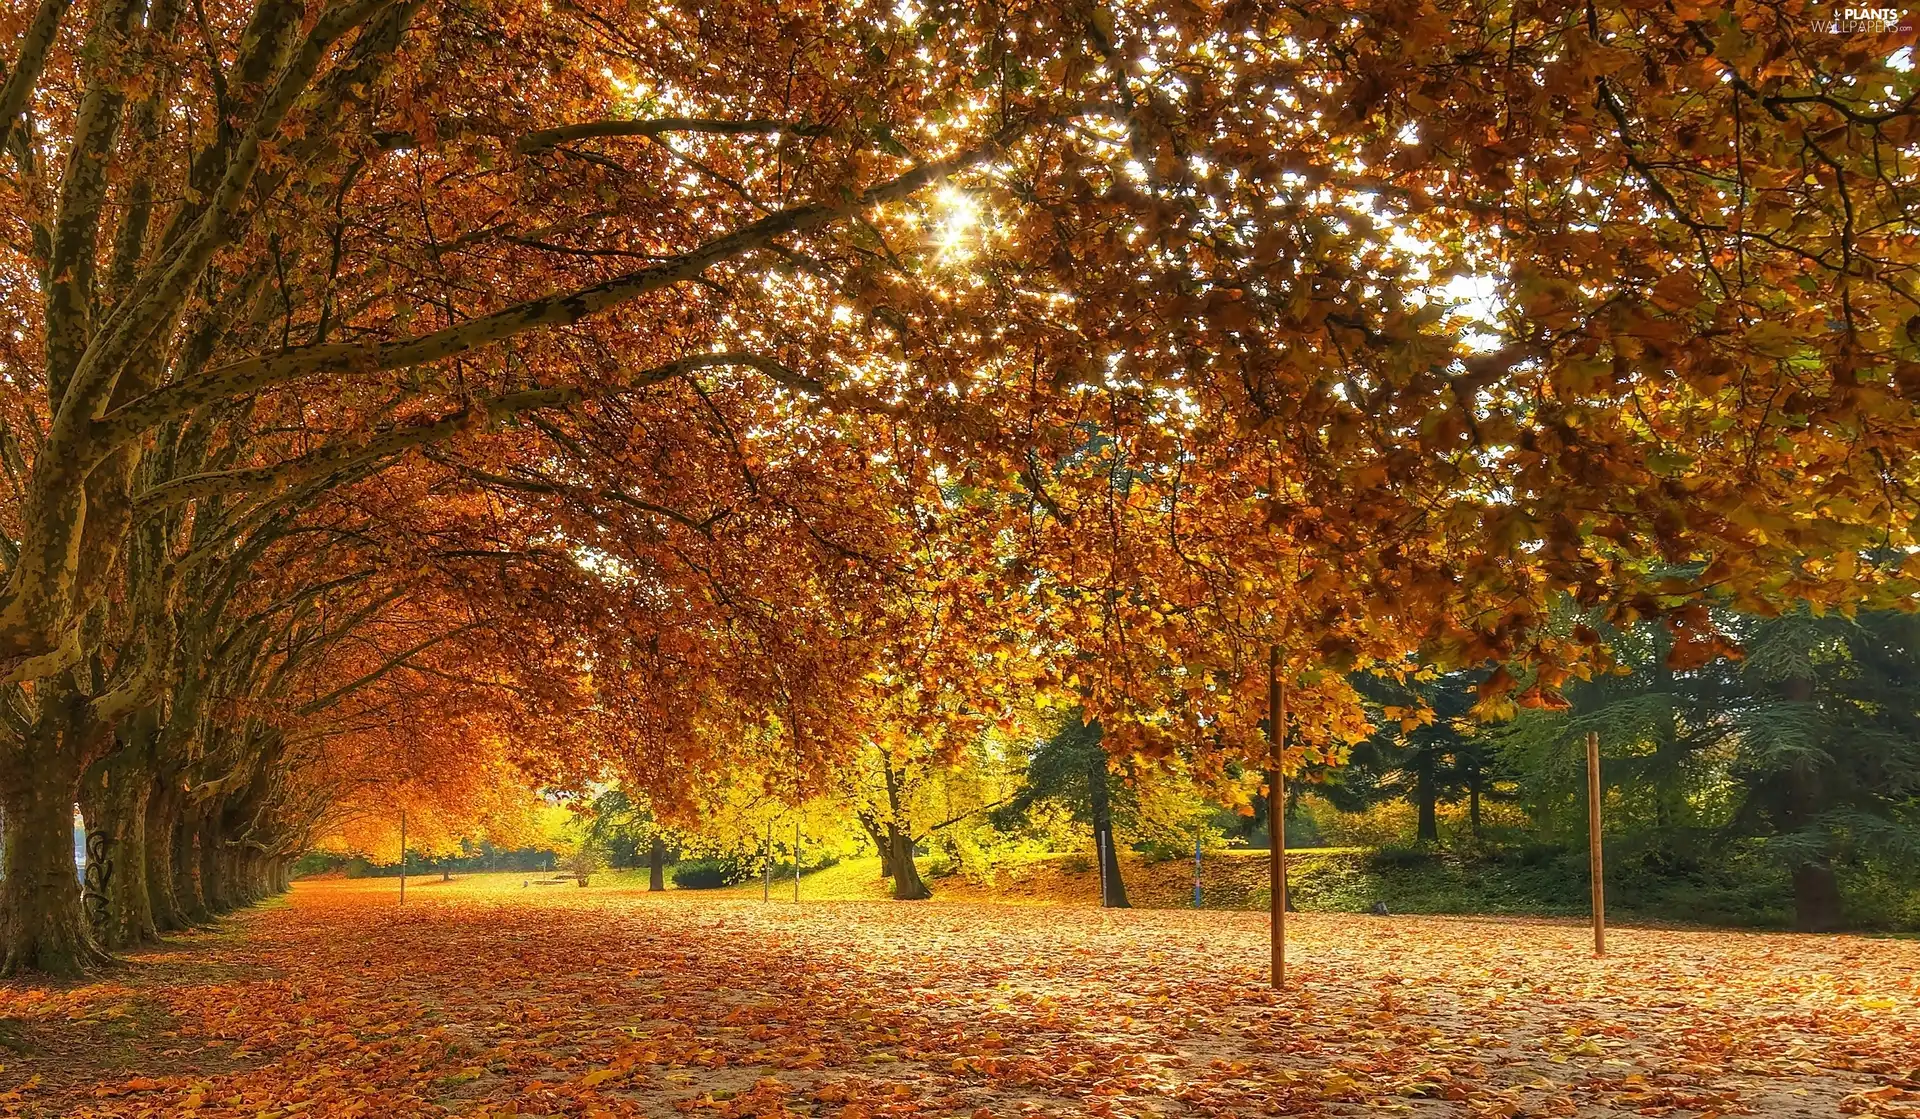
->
xmin=0 ymin=0 xmax=1914 ymax=973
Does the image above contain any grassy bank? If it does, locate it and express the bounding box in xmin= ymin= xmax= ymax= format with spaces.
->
xmin=648 ymin=846 xmax=1915 ymax=931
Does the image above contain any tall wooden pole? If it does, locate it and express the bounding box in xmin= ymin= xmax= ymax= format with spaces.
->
xmin=1268 ymin=644 xmax=1288 ymax=990
xmin=763 ymin=818 xmax=773 ymax=902
xmin=793 ymin=819 xmax=801 ymax=902
xmin=1097 ymin=821 xmax=1108 ymax=906
xmin=398 ymin=809 xmax=406 ymax=904
xmin=1192 ymin=834 xmax=1203 ymax=909
xmin=1586 ymin=730 xmax=1606 ymax=957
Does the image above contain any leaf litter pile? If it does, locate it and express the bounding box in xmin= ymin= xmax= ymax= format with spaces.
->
xmin=1 ymin=877 xmax=1915 ymax=1118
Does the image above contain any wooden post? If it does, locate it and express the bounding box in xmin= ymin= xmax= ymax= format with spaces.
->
xmin=1192 ymin=834 xmax=1203 ymax=909
xmin=763 ymin=819 xmax=772 ymax=902
xmin=1097 ymin=823 xmax=1107 ymax=906
xmin=398 ymin=809 xmax=406 ymax=904
xmin=1268 ymin=644 xmax=1288 ymax=990
xmin=793 ymin=819 xmax=801 ymax=902
xmin=1586 ymin=730 xmax=1606 ymax=957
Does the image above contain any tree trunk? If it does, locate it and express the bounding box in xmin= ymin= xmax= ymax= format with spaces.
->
xmin=144 ymin=784 xmax=187 ymax=931
xmin=228 ymin=848 xmax=258 ymax=906
xmin=649 ymin=836 xmax=666 ymax=891
xmin=0 ymin=751 xmax=106 ymax=976
xmin=232 ymin=851 xmax=256 ymax=904
xmin=1414 ymin=746 xmax=1439 ymax=845
xmin=78 ymin=747 xmax=158 ymax=949
xmin=174 ymin=806 xmax=209 ymax=922
xmin=198 ymin=816 xmax=227 ymax=913
xmin=0 ymin=687 xmax=114 ymax=977
xmin=887 ymin=825 xmax=931 ymax=900
xmin=1793 ymin=861 xmax=1843 ymax=932
xmin=1086 ymin=745 xmax=1129 ymax=908
xmin=1779 ymin=673 xmax=1839 ymax=932
xmin=858 ymin=812 xmax=895 ymax=877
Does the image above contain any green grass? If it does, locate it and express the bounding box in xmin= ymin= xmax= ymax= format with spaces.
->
xmin=549 ymin=845 xmax=1911 ymax=931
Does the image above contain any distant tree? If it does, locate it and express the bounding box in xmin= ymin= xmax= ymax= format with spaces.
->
xmin=1716 ymin=609 xmax=1920 ymax=931
xmin=846 ymin=734 xmax=1019 ymax=902
xmin=852 ymin=746 xmax=936 ymax=902
xmin=563 ymin=842 xmax=608 ymax=887
xmin=1341 ymin=669 xmax=1490 ymax=845
xmin=581 ymin=788 xmax=678 ymax=890
xmin=1499 ymin=607 xmax=1920 ymax=931
xmin=995 ymin=713 xmax=1132 ymax=908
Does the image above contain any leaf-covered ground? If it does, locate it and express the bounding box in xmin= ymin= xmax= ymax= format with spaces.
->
xmin=2 ymin=874 xmax=1916 ymax=1118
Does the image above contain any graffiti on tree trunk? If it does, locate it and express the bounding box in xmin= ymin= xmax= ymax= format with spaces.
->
xmin=82 ymin=830 xmax=112 ymax=940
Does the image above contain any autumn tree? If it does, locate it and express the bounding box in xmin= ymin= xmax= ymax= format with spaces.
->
xmin=580 ymin=788 xmax=676 ymax=889
xmin=0 ymin=0 xmax=1093 ymax=971
xmin=4 ymin=0 xmax=1915 ymax=975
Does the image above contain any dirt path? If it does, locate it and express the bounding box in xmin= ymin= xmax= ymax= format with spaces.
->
xmin=2 ymin=875 xmax=1916 ymax=1117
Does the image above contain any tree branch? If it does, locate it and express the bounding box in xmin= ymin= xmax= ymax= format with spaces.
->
xmin=0 ymin=0 xmax=74 ymax=159
xmin=134 ymin=386 xmax=580 ymax=512
xmin=96 ymin=119 xmax=1037 ymax=445
xmin=294 ymin=620 xmax=484 ymax=716
xmin=515 ymin=116 xmax=822 ymax=153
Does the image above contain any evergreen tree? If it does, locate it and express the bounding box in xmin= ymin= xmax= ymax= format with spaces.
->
xmin=1498 ymin=622 xmax=1724 ymax=856
xmin=994 ymin=714 xmax=1131 ymax=908
xmin=1341 ymin=669 xmax=1489 ymax=845
xmin=1717 ymin=609 xmax=1920 ymax=930
xmin=1499 ymin=607 xmax=1920 ymax=930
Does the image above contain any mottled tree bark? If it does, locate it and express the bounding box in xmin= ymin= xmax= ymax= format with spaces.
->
xmin=0 ymin=768 xmax=103 ymax=975
xmin=0 ymin=689 xmax=110 ymax=975
xmin=144 ymin=784 xmax=187 ymax=930
xmin=78 ymin=744 xmax=158 ymax=948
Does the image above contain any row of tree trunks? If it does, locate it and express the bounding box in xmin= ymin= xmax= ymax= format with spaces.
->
xmin=0 ymin=695 xmax=300 ymax=974
xmin=84 ymin=791 xmax=297 ymax=953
